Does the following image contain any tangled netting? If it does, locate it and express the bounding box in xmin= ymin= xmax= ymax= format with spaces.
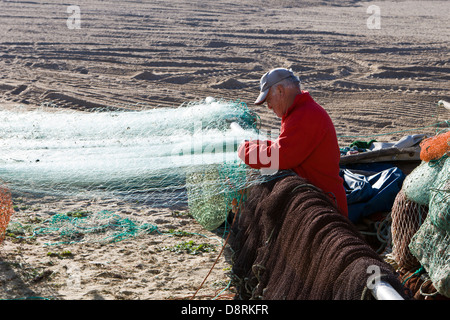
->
xmin=389 ymin=130 xmax=449 ymax=298
xmin=229 ymin=174 xmax=407 ymax=300
xmin=7 ymin=210 xmax=159 ymax=245
xmin=409 ymin=218 xmax=449 ymax=298
xmin=0 ymin=186 xmax=13 ymax=245
xmin=0 ymin=98 xmax=278 ymax=231
xmin=398 ymin=267 xmax=442 ymax=300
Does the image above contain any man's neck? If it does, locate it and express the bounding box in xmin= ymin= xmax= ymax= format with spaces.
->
xmin=283 ymin=89 xmax=302 ymax=115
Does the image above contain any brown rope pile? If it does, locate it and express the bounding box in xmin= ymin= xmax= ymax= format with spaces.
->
xmin=229 ymin=174 xmax=407 ymax=300
xmin=398 ymin=267 xmax=448 ymax=300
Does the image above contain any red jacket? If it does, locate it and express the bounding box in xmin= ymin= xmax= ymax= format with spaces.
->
xmin=238 ymin=92 xmax=348 ymax=217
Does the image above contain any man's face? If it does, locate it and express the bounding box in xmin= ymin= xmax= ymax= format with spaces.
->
xmin=265 ymin=85 xmax=286 ymax=118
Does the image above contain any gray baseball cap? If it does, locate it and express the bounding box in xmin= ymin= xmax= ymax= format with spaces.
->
xmin=254 ymin=68 xmax=300 ymax=105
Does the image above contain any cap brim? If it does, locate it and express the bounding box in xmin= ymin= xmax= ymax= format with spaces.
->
xmin=254 ymin=89 xmax=269 ymax=105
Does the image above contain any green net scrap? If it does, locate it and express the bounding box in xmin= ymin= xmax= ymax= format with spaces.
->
xmin=8 ymin=210 xmax=159 ymax=246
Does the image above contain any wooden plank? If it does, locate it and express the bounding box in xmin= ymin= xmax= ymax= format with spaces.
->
xmin=340 ymin=147 xmax=420 ymax=165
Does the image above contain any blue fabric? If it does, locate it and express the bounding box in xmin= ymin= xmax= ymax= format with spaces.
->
xmin=340 ymin=166 xmax=405 ymax=223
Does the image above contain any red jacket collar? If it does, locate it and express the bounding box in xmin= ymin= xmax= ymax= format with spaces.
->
xmin=282 ymin=91 xmax=311 ymax=120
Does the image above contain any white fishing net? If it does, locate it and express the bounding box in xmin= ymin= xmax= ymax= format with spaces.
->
xmin=0 ymin=98 xmax=280 ymax=231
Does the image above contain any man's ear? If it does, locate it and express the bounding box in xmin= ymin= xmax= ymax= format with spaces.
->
xmin=276 ymin=84 xmax=285 ymax=96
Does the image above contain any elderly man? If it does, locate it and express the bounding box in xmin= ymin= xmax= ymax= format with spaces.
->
xmin=238 ymin=68 xmax=348 ymax=217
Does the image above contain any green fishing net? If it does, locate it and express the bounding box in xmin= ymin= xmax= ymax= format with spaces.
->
xmin=0 ymin=97 xmax=279 ymax=235
xmin=185 ymin=160 xmax=268 ymax=231
xmin=404 ymin=158 xmax=450 ymax=233
xmin=7 ymin=210 xmax=159 ymax=245
xmin=37 ymin=210 xmax=159 ymax=245
xmin=402 ymin=160 xmax=445 ymax=206
xmin=409 ymin=218 xmax=449 ymax=297
xmin=428 ymin=161 xmax=450 ymax=231
xmin=397 ymin=154 xmax=449 ymax=297
xmin=186 ymin=165 xmax=228 ymax=231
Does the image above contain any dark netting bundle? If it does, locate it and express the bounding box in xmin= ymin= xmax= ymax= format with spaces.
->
xmin=229 ymin=173 xmax=407 ymax=300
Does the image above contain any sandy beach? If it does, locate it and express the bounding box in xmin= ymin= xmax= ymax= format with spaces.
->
xmin=0 ymin=0 xmax=449 ymax=301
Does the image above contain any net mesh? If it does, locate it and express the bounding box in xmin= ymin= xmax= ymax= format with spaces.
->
xmin=409 ymin=218 xmax=449 ymax=298
xmin=397 ymin=267 xmax=441 ymax=300
xmin=0 ymin=97 xmax=279 ymax=234
xmin=390 ymin=190 xmax=428 ymax=270
xmin=186 ymin=162 xmax=251 ymax=231
xmin=420 ymin=130 xmax=450 ymax=162
xmin=428 ymin=161 xmax=450 ymax=232
xmin=229 ymin=174 xmax=407 ymax=300
xmin=31 ymin=210 xmax=159 ymax=245
xmin=402 ymin=159 xmax=444 ymax=206
xmin=389 ymin=130 xmax=449 ymax=298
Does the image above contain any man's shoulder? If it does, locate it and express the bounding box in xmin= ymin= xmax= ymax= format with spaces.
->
xmin=285 ymin=94 xmax=334 ymax=133
xmin=290 ymin=94 xmax=327 ymax=119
